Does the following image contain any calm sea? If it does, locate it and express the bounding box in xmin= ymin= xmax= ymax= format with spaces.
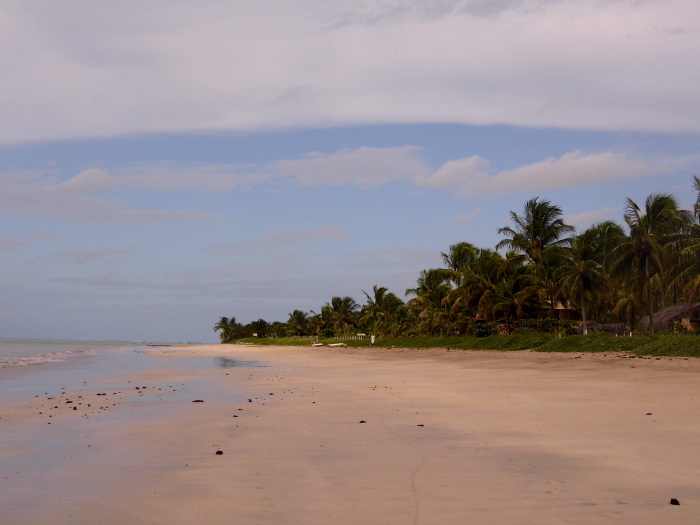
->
xmin=0 ymin=338 xmax=135 ymax=368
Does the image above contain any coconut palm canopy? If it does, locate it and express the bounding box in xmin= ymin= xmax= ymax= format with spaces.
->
xmin=216 ymin=180 xmax=700 ymax=340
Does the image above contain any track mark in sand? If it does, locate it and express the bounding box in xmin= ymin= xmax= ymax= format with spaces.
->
xmin=379 ymin=415 xmax=425 ymax=525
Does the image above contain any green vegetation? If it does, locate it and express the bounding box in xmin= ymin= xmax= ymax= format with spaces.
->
xmin=217 ymin=178 xmax=700 ymax=353
xmin=537 ymin=333 xmax=700 ymax=356
xmin=239 ymin=334 xmax=553 ymax=350
xmin=239 ymin=333 xmax=700 ymax=357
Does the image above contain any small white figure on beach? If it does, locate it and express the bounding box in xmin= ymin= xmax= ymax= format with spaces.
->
xmin=370 ymin=335 xmax=375 ymax=346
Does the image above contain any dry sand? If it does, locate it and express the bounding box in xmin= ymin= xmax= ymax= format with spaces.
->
xmin=3 ymin=344 xmax=700 ymax=524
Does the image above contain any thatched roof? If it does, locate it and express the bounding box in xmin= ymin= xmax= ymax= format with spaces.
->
xmin=638 ymin=303 xmax=700 ymax=332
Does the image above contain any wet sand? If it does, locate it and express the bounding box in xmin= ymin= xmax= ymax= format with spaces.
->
xmin=2 ymin=344 xmax=700 ymax=524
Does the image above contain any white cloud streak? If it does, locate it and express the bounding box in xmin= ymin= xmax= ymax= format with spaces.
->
xmin=209 ymin=226 xmax=349 ymax=256
xmin=269 ymin=146 xmax=430 ymax=188
xmin=445 ymin=211 xmax=481 ymax=228
xmin=565 ymin=206 xmax=622 ymax=232
xmin=0 ymin=146 xmax=689 ymax=226
xmin=55 ymin=245 xmax=143 ymax=265
xmin=418 ymin=150 xmax=685 ymax=197
xmin=0 ymin=171 xmax=221 ymax=225
xmin=1 ymin=0 xmax=699 ymax=143
xmin=0 ymin=232 xmax=60 ymax=251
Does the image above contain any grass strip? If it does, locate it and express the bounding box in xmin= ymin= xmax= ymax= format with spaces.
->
xmin=236 ymin=333 xmax=700 ymax=357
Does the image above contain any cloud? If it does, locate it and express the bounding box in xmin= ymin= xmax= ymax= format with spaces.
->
xmin=418 ymin=150 xmax=680 ymax=198
xmin=327 ymin=0 xmax=555 ymax=26
xmin=57 ymin=164 xmax=263 ymax=194
xmin=51 ymin=271 xmax=125 ymax=288
xmin=256 ymin=226 xmax=349 ymax=246
xmin=55 ymin=245 xmax=142 ymax=265
xmin=57 ymin=168 xmax=114 ymax=193
xmin=269 ymin=146 xmax=430 ymax=188
xmin=2 ymin=146 xmax=690 ymax=227
xmin=0 ymin=232 xmax=60 ymax=251
xmin=0 ymin=171 xmax=222 ymax=225
xmin=1 ymin=0 xmax=699 ymax=143
xmin=565 ymin=206 xmax=622 ymax=232
xmin=445 ymin=211 xmax=481 ymax=228
xmin=209 ymin=225 xmax=349 ymax=255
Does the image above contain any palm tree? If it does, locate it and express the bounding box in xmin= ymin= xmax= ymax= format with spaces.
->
xmin=286 ymin=309 xmax=310 ymax=337
xmin=580 ymin=221 xmax=625 ymax=323
xmin=360 ymin=285 xmax=405 ymax=337
xmin=674 ymin=177 xmax=700 ymax=300
xmin=405 ymin=269 xmax=451 ymax=334
xmin=613 ymin=193 xmax=694 ymax=332
xmin=557 ymin=228 xmax=610 ymax=335
xmin=441 ymin=242 xmax=480 ymax=276
xmin=327 ymin=296 xmax=359 ymax=335
xmin=442 ymin=243 xmax=500 ymax=325
xmin=497 ymin=197 xmax=575 ymax=264
xmin=213 ymin=316 xmax=238 ymax=343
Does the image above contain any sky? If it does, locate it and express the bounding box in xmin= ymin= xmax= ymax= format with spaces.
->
xmin=1 ymin=0 xmax=699 ymax=342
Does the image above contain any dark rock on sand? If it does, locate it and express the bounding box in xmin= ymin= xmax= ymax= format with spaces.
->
xmin=670 ymin=498 xmax=680 ymax=505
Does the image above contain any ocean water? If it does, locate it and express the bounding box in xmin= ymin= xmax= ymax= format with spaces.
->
xmin=0 ymin=339 xmax=132 ymax=368
xmin=0 ymin=340 xmax=275 ymax=520
xmin=0 ymin=339 xmax=270 ymax=405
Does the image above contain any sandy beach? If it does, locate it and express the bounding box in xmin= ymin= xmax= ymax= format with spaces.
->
xmin=2 ymin=344 xmax=700 ymax=524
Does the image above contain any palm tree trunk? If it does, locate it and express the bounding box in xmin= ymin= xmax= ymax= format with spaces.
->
xmin=646 ymin=257 xmax=655 ymax=334
xmin=580 ymin=286 xmax=588 ymax=335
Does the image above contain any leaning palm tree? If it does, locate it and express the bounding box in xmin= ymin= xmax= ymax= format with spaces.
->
xmin=612 ymin=193 xmax=694 ymax=333
xmin=213 ymin=316 xmax=238 ymax=343
xmin=496 ymin=197 xmax=575 ymax=264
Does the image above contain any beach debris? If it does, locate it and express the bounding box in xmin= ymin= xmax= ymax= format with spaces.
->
xmin=215 ymin=450 xmax=224 ymax=455
xmin=646 ymin=412 xmax=652 ymax=415
xmin=192 ymin=399 xmax=204 ymax=403
xmin=359 ymin=420 xmax=366 ymax=424
xmin=670 ymin=498 xmax=680 ymax=505
xmin=417 ymin=424 xmax=425 ymax=427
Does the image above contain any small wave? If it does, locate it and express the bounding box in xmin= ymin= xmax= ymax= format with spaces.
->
xmin=0 ymin=349 xmax=98 ymax=368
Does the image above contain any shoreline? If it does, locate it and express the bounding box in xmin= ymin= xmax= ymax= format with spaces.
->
xmin=2 ymin=344 xmax=700 ymax=523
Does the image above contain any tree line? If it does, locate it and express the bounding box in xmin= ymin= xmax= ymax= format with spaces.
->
xmin=215 ymin=177 xmax=700 ymax=343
